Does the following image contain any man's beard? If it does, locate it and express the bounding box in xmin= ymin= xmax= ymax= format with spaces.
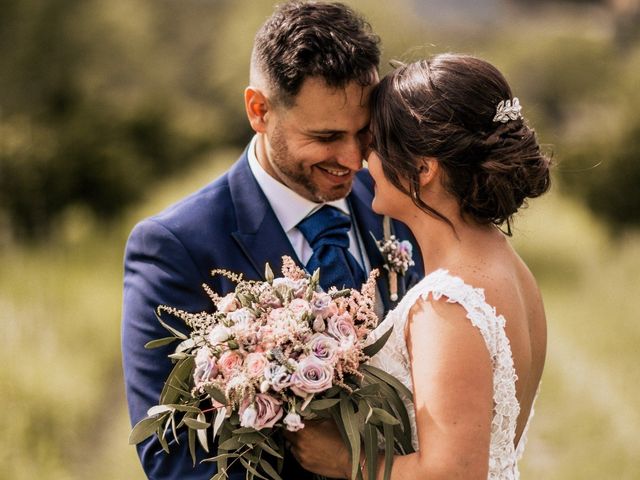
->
xmin=269 ymin=125 xmax=352 ymax=203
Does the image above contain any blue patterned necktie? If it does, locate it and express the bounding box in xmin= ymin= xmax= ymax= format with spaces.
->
xmin=297 ymin=205 xmax=366 ymax=291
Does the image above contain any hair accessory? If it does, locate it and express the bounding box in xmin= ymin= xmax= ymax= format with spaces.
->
xmin=493 ymin=97 xmax=522 ymax=123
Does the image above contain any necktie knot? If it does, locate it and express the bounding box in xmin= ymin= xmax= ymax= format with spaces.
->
xmin=297 ymin=206 xmax=351 ymax=248
xmin=296 ymin=205 xmax=365 ymax=290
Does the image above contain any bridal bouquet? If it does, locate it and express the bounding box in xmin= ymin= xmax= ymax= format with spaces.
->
xmin=130 ymin=257 xmax=413 ymax=480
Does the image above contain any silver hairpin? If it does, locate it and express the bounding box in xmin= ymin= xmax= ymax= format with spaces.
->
xmin=493 ymin=97 xmax=522 ymax=123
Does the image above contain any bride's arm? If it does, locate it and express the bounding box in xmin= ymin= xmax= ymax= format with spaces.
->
xmin=381 ymin=295 xmax=493 ymax=479
xmin=288 ymin=294 xmax=494 ymax=479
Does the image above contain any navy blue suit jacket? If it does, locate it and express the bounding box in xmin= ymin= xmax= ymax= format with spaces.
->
xmin=122 ymin=148 xmax=424 ymax=479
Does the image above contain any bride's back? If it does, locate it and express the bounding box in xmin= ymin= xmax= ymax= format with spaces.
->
xmin=453 ymin=237 xmax=547 ymax=447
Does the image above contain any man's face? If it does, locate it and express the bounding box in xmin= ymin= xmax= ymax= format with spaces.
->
xmin=260 ymin=76 xmax=376 ymax=202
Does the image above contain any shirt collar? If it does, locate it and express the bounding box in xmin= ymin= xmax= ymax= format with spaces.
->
xmin=247 ymin=135 xmax=351 ymax=232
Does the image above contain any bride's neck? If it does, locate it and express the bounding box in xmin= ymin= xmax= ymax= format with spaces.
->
xmin=403 ymin=205 xmax=499 ymax=273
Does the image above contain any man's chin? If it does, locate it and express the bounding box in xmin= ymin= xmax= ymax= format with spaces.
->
xmin=315 ymin=181 xmax=353 ymax=202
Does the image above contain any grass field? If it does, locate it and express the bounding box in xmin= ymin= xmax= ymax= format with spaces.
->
xmin=2 ymin=149 xmax=639 ymax=479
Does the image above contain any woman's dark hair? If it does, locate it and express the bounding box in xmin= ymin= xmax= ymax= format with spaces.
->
xmin=253 ymin=1 xmax=380 ymax=106
xmin=370 ymin=53 xmax=551 ymax=234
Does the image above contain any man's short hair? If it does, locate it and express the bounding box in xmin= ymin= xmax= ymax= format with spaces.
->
xmin=251 ymin=1 xmax=381 ymax=106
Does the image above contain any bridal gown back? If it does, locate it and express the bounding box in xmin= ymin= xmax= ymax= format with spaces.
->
xmin=368 ymin=269 xmax=534 ymax=480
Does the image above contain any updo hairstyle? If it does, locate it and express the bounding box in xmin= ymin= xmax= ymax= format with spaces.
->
xmin=369 ymin=54 xmax=551 ymax=233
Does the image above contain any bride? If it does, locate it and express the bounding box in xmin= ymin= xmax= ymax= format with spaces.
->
xmin=286 ymin=53 xmax=550 ymax=479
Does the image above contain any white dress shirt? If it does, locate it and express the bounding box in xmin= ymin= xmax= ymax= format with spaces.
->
xmin=247 ymin=135 xmax=370 ymax=272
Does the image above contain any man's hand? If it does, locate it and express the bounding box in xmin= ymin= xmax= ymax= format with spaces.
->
xmin=284 ymin=419 xmax=352 ymax=479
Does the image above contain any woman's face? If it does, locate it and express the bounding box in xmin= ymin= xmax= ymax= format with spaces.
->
xmin=366 ymin=150 xmax=412 ymax=221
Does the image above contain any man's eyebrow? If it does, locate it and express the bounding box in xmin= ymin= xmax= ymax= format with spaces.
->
xmin=305 ymin=129 xmax=345 ymax=135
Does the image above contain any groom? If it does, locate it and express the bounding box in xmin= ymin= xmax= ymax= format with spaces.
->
xmin=122 ymin=2 xmax=423 ymax=479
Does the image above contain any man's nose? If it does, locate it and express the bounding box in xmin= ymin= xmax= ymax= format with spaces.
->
xmin=338 ymin=137 xmax=366 ymax=170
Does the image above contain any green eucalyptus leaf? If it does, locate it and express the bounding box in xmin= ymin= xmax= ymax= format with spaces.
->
xmin=218 ymin=435 xmax=242 ymax=450
xmin=363 ymin=423 xmax=378 ymax=480
xmin=160 ymin=356 xmax=195 ymax=405
xmin=353 ymin=383 xmax=381 ymax=398
xmin=308 ymin=398 xmax=341 ymax=411
xmin=197 ymin=413 xmax=209 ymax=452
xmin=238 ymin=432 xmax=266 ymax=444
xmin=188 ymin=427 xmax=197 ymax=466
xmin=171 ymin=414 xmax=179 ymax=444
xmin=362 ymin=325 xmax=393 ymax=358
xmin=259 ymin=440 xmax=283 ymax=460
xmin=240 ymin=458 xmax=269 ymax=480
xmin=232 ymin=427 xmax=260 ymax=435
xmin=145 ymin=337 xmax=179 ymax=349
xmin=155 ymin=310 xmax=189 ymax=340
xmin=361 ymin=364 xmax=412 ymax=399
xmin=146 ymin=404 xmax=174 ymax=416
xmin=158 ymin=429 xmax=170 ymax=453
xmin=259 ymin=457 xmax=283 ymax=480
xmin=168 ymin=352 xmax=189 ymax=360
xmin=176 ymin=338 xmax=196 ymax=353
xmin=340 ymin=396 xmax=361 ymax=480
xmin=128 ymin=415 xmax=165 ymax=445
xmin=203 ymin=452 xmax=241 ymax=462
xmin=371 ymin=408 xmax=400 ymax=426
xmin=168 ymin=404 xmax=202 ymax=414
xmin=204 ymin=385 xmax=228 ymax=405
xmin=183 ymin=417 xmax=209 ymax=429
xmin=212 ymin=407 xmax=226 ymax=440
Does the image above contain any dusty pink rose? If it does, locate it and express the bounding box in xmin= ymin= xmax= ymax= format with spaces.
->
xmin=310 ymin=292 xmax=338 ymax=318
xmin=239 ymin=394 xmax=283 ymax=430
xmin=308 ymin=333 xmax=339 ymax=364
xmin=217 ymin=350 xmax=243 ymax=377
xmin=245 ymin=352 xmax=268 ymax=379
xmin=291 ymin=356 xmax=333 ymax=396
xmin=326 ymin=313 xmax=357 ymax=345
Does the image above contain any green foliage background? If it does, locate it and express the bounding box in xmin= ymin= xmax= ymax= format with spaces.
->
xmin=1 ymin=0 xmax=639 ymax=478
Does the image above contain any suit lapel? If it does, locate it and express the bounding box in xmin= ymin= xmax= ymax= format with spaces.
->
xmin=228 ymin=151 xmax=301 ymax=280
xmin=348 ymin=174 xmax=393 ymax=314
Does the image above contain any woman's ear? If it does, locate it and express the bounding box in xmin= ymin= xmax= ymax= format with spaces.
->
xmin=418 ymin=157 xmax=439 ymax=187
xmin=244 ymin=87 xmax=270 ymax=133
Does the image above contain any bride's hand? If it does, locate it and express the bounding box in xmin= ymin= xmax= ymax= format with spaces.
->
xmin=284 ymin=419 xmax=352 ymax=478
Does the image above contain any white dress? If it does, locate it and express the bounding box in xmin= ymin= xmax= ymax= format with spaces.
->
xmin=367 ymin=269 xmax=534 ymax=480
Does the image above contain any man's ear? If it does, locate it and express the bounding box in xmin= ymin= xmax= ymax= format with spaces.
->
xmin=418 ymin=157 xmax=439 ymax=187
xmin=244 ymin=87 xmax=270 ymax=133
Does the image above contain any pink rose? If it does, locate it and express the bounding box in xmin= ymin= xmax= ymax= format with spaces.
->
xmin=245 ymin=352 xmax=268 ymax=379
xmin=217 ymin=350 xmax=243 ymax=377
xmin=291 ymin=356 xmax=333 ymax=396
xmin=310 ymin=292 xmax=338 ymax=318
xmin=239 ymin=394 xmax=283 ymax=430
xmin=308 ymin=333 xmax=339 ymax=364
xmin=326 ymin=313 xmax=357 ymax=345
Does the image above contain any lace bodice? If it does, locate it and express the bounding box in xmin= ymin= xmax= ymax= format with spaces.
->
xmin=367 ymin=269 xmax=533 ymax=480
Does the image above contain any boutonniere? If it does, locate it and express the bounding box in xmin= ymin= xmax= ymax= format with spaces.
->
xmin=372 ymin=217 xmax=415 ymax=302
